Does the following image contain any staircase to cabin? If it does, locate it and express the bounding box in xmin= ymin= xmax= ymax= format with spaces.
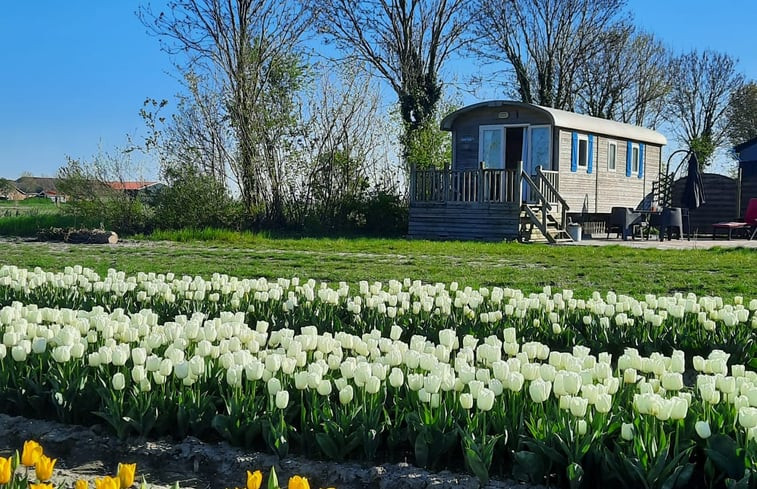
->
xmin=520 ymin=204 xmax=573 ymax=243
xmin=519 ymin=168 xmax=573 ymax=244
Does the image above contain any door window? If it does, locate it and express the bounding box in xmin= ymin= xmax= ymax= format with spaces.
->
xmin=529 ymin=126 xmax=551 ymax=171
xmin=480 ymin=127 xmax=504 ymax=169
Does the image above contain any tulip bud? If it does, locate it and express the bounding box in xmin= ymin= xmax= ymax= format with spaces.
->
xmin=623 ymin=368 xmax=637 ymax=384
xmin=275 ymin=390 xmax=289 ymax=409
xmin=112 ymin=372 xmax=126 ymax=391
xmin=339 ymin=385 xmax=354 ymax=404
xmin=366 ymin=376 xmax=381 ymax=395
xmin=661 ymin=372 xmax=683 ymax=391
xmin=621 ymin=422 xmax=634 ymax=441
xmin=570 ymin=396 xmax=588 ymax=417
xmin=460 ymin=393 xmax=474 ymax=410
xmin=529 ymin=379 xmax=551 ymax=403
xmin=595 ymin=393 xmax=612 ymax=413
xmin=174 ymin=361 xmax=190 ymax=380
xmin=577 ymin=419 xmax=587 ymax=436
xmin=670 ymin=396 xmax=688 ymax=420
xmin=389 ymin=368 xmax=404 ymax=388
xmin=508 ymin=372 xmax=525 ymax=392
xmin=477 ymin=387 xmax=495 ymax=411
xmin=739 ymin=406 xmax=757 ymax=429
xmin=695 ymin=420 xmax=711 ymax=439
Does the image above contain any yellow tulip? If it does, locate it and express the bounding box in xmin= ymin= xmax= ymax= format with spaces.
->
xmin=22 ymin=440 xmax=43 ymax=467
xmin=288 ymin=475 xmax=310 ymax=489
xmin=30 ymin=484 xmax=54 ymax=489
xmin=76 ymin=480 xmax=90 ymax=489
xmin=35 ymin=454 xmax=56 ymax=481
xmin=247 ymin=470 xmax=263 ymax=489
xmin=118 ymin=462 xmax=137 ymax=488
xmin=94 ymin=475 xmax=121 ymax=489
xmin=0 ymin=456 xmax=13 ymax=484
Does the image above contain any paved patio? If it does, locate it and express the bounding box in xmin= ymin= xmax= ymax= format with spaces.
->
xmin=568 ymin=235 xmax=757 ymax=249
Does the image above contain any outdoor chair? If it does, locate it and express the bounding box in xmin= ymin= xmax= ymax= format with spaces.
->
xmin=712 ymin=198 xmax=757 ymax=240
xmin=607 ymin=207 xmax=643 ymax=240
xmin=657 ymin=207 xmax=683 ymax=241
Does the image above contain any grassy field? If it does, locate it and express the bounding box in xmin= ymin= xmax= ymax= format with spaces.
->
xmin=0 ymin=231 xmax=754 ymax=298
xmin=0 ymin=197 xmax=58 ymax=207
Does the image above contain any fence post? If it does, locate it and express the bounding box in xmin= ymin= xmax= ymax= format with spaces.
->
xmin=477 ymin=161 xmax=484 ymax=203
xmin=409 ymin=163 xmax=416 ymax=202
xmin=443 ymin=163 xmax=450 ymax=202
xmin=517 ymin=160 xmax=523 ymax=204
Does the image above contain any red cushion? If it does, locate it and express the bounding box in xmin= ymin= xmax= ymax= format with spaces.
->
xmin=712 ymin=222 xmax=749 ymax=229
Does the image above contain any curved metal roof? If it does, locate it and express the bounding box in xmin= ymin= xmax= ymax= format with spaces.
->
xmin=440 ymin=100 xmax=667 ymax=145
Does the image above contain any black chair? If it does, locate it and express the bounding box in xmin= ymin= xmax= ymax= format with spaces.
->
xmin=658 ymin=207 xmax=683 ymax=241
xmin=607 ymin=207 xmax=643 ymax=240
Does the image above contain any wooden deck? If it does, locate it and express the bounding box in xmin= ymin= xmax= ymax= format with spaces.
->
xmin=407 ymin=164 xmax=568 ymax=242
xmin=408 ymin=201 xmax=521 ymax=241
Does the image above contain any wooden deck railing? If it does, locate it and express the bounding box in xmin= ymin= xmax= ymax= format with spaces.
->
xmin=535 ymin=166 xmax=568 ymax=226
xmin=535 ymin=168 xmax=560 ymax=205
xmin=410 ymin=166 xmax=520 ymax=203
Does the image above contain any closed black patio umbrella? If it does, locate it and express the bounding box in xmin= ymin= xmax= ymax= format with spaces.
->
xmin=680 ymin=152 xmax=706 ymax=239
xmin=682 ymin=152 xmax=706 ymax=209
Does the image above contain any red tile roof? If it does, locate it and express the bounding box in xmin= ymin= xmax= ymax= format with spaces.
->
xmin=108 ymin=181 xmax=158 ymax=191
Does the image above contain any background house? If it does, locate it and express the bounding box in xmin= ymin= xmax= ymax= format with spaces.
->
xmin=0 ymin=181 xmax=27 ymax=201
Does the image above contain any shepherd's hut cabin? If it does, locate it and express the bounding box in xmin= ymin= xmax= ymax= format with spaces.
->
xmin=408 ymin=100 xmax=667 ymax=242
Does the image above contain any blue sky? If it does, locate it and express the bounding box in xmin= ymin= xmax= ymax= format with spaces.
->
xmin=1 ymin=1 xmax=755 ymax=179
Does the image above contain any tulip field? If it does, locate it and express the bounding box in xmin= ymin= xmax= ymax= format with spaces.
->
xmin=0 ymin=264 xmax=755 ymax=488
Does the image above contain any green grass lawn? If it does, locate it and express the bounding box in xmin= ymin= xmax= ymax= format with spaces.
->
xmin=0 ymin=232 xmax=754 ymax=299
xmin=0 ymin=197 xmax=57 ymax=207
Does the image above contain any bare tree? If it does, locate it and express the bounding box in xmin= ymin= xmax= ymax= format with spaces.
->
xmin=308 ymin=0 xmax=468 ymax=165
xmin=726 ymin=81 xmax=757 ymax=147
xmin=160 ymin=72 xmax=234 ymax=182
xmin=139 ymin=0 xmax=310 ymax=223
xmin=666 ymin=49 xmax=744 ymax=166
xmin=473 ymin=0 xmax=628 ymax=110
xmin=576 ymin=26 xmax=672 ymax=127
xmin=285 ymin=61 xmax=397 ymax=226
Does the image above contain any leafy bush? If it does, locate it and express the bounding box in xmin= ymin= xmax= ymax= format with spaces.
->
xmin=151 ymin=167 xmax=243 ymax=231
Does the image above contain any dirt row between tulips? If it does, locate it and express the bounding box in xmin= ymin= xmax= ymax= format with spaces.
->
xmin=0 ymin=414 xmax=545 ymax=489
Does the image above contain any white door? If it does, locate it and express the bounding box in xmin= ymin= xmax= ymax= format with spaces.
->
xmin=480 ymin=127 xmax=504 ymax=169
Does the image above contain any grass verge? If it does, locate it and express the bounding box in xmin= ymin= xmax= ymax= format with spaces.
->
xmin=0 ymin=214 xmax=98 ymax=237
xmin=0 ymin=230 xmax=754 ymax=298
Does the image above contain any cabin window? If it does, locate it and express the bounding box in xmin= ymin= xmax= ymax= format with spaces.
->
xmin=608 ymin=141 xmax=617 ymax=171
xmin=631 ymin=143 xmax=640 ymax=174
xmin=577 ymin=135 xmax=589 ymax=169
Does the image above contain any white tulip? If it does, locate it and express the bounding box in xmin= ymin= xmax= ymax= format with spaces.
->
xmin=477 ymin=387 xmax=495 ymax=411
xmin=174 ymin=361 xmax=190 ymax=380
xmin=112 ymin=372 xmax=126 ymax=391
xmin=570 ymin=396 xmax=588 ymax=417
xmin=739 ymin=406 xmax=757 ymax=429
xmin=11 ymin=345 xmax=26 ymax=362
xmin=317 ymin=379 xmax=332 ymax=396
xmin=460 ymin=393 xmax=474 ymax=410
xmin=339 ymin=385 xmax=354 ymax=404
xmin=389 ymin=368 xmax=404 ymax=388
xmin=695 ymin=420 xmax=711 ymax=439
xmin=366 ymin=376 xmax=381 ymax=394
xmin=275 ymin=390 xmax=289 ymax=409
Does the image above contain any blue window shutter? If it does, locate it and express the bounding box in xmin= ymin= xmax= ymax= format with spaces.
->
xmin=638 ymin=143 xmax=645 ymax=179
xmin=626 ymin=141 xmax=633 ymax=177
xmin=571 ymin=132 xmax=578 ymax=172
xmin=587 ymin=134 xmax=594 ymax=174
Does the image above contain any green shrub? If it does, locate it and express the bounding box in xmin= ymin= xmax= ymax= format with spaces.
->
xmin=152 ymin=168 xmax=243 ymax=231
